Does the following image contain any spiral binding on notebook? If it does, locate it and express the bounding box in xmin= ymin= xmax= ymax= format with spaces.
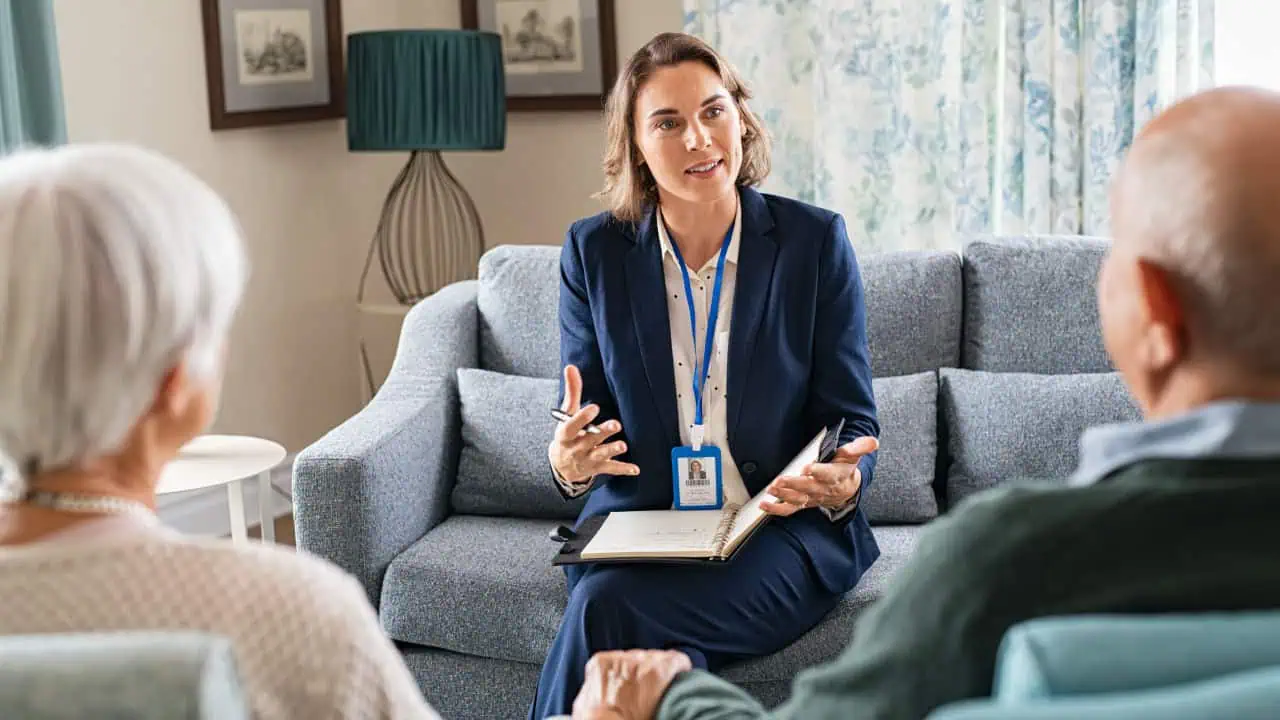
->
xmin=710 ymin=503 xmax=743 ymax=557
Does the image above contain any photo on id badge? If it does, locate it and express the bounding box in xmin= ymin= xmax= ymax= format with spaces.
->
xmin=671 ymin=445 xmax=723 ymax=510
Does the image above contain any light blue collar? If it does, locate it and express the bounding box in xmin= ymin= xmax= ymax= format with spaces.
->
xmin=1070 ymin=401 xmax=1280 ymax=486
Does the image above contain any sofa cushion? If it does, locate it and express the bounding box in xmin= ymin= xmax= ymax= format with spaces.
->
xmin=381 ymin=516 xmax=920 ymax=679
xmin=940 ymin=369 xmax=1140 ymax=507
xmin=451 ymin=368 xmax=585 ymax=520
xmin=382 ymin=517 xmax=570 ymax=667
xmin=861 ymin=251 xmax=961 ymax=376
xmin=862 ymin=371 xmax=939 ymax=524
xmin=478 ymin=245 xmax=560 ymax=379
xmin=961 ymin=236 xmax=1111 ymax=374
xmin=476 ymin=244 xmax=963 ymax=381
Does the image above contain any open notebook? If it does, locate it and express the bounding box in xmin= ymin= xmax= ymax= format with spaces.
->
xmin=552 ymin=421 xmax=843 ymax=565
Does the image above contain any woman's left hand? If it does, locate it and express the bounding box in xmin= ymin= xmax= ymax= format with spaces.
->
xmin=761 ymin=436 xmax=879 ymax=516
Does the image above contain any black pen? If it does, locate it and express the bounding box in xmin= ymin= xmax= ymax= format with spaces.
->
xmin=549 ymin=407 xmax=603 ymax=434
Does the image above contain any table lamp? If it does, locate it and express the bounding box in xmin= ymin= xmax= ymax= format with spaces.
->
xmin=347 ymin=29 xmax=506 ymax=306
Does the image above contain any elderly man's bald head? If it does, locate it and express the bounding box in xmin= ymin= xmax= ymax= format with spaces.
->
xmin=1107 ymin=86 xmax=1280 ymax=388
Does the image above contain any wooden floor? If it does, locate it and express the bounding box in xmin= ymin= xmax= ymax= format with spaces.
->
xmin=247 ymin=513 xmax=297 ymax=546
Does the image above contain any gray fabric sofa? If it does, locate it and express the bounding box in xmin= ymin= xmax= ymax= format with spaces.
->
xmin=294 ymin=235 xmax=1140 ymax=719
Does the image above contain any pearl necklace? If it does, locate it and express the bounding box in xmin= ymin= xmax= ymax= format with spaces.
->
xmin=21 ymin=491 xmax=157 ymax=522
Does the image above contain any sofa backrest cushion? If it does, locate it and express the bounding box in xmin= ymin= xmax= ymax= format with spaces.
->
xmin=452 ymin=368 xmax=584 ymax=520
xmin=862 ymin=371 xmax=940 ymax=524
xmin=861 ymin=251 xmax=962 ymax=376
xmin=961 ymin=236 xmax=1111 ymax=374
xmin=940 ymin=369 xmax=1140 ymax=508
xmin=475 ymin=243 xmax=962 ymax=383
xmin=478 ymin=246 xmax=560 ymax=378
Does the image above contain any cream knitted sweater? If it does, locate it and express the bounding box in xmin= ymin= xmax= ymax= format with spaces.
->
xmin=0 ymin=518 xmax=440 ymax=720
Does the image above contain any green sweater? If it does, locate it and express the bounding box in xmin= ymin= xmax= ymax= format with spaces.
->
xmin=658 ymin=458 xmax=1280 ymax=720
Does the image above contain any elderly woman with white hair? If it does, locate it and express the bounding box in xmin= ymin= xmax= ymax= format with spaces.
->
xmin=0 ymin=144 xmax=440 ymax=719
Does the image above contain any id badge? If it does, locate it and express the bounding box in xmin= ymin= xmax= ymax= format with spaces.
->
xmin=671 ymin=445 xmax=723 ymax=510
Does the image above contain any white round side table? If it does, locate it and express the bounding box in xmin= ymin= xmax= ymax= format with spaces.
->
xmin=157 ymin=435 xmax=287 ymax=544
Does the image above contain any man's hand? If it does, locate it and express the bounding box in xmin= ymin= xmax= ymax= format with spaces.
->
xmin=571 ymin=649 xmax=692 ymax=720
xmin=761 ymin=436 xmax=879 ymax=516
xmin=550 ymin=364 xmax=640 ymax=484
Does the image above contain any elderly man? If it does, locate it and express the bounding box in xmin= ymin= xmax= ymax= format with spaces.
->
xmin=569 ymin=85 xmax=1280 ymax=720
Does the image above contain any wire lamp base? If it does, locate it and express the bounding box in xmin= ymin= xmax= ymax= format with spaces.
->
xmin=357 ymin=150 xmax=485 ymax=306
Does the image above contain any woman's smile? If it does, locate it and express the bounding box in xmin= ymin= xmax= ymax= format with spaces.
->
xmin=685 ymin=158 xmax=725 ymax=177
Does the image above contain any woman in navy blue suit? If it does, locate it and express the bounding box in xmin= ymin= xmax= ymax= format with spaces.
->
xmin=532 ymin=32 xmax=881 ymax=719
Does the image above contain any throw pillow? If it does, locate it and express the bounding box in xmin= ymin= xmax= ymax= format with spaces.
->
xmin=452 ymin=368 xmax=943 ymax=524
xmin=940 ymin=369 xmax=1140 ymax=508
xmin=452 ymin=368 xmax=585 ymax=520
xmin=861 ymin=371 xmax=939 ymax=524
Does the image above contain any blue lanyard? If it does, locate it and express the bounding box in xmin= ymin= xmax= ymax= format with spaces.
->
xmin=668 ymin=223 xmax=733 ymax=430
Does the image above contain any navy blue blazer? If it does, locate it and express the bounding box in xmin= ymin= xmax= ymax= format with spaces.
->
xmin=558 ymin=187 xmax=880 ymax=594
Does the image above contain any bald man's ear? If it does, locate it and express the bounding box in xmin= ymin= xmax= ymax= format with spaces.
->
xmin=1134 ymin=258 xmax=1185 ymax=371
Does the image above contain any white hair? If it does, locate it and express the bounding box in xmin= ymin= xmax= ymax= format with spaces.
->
xmin=0 ymin=144 xmax=248 ymax=491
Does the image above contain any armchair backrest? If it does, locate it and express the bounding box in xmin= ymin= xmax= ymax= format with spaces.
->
xmin=0 ymin=631 xmax=249 ymax=719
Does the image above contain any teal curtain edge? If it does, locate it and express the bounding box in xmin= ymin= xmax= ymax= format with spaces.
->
xmin=1 ymin=0 xmax=67 ymax=152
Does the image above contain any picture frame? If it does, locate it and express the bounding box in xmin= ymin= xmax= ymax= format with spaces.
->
xmin=461 ymin=0 xmax=617 ymax=112
xmin=201 ymin=0 xmax=345 ymax=130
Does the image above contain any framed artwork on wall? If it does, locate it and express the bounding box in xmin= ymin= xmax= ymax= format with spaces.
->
xmin=461 ymin=0 xmax=617 ymax=111
xmin=201 ymin=0 xmax=345 ymax=130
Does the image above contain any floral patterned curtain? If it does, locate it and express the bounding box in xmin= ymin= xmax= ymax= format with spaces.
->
xmin=684 ymin=0 xmax=1215 ymax=252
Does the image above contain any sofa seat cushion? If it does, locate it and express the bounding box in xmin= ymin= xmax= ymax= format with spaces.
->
xmin=380 ymin=516 xmax=920 ymax=679
xmin=940 ymin=369 xmax=1141 ymax=508
xmin=452 ymin=369 xmax=585 ymax=520
xmin=381 ymin=517 xmax=568 ymax=667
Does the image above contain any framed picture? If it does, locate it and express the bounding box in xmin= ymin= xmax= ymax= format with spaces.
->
xmin=461 ymin=0 xmax=617 ymax=112
xmin=201 ymin=0 xmax=345 ymax=130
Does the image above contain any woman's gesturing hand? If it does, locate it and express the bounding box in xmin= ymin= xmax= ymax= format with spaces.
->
xmin=549 ymin=364 xmax=641 ymax=485
xmin=761 ymin=436 xmax=879 ymax=516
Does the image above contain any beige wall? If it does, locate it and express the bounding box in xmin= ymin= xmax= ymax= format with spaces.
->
xmin=53 ymin=0 xmax=683 ymax=453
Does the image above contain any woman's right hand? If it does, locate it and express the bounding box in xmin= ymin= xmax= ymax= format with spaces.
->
xmin=550 ymin=365 xmax=641 ymax=484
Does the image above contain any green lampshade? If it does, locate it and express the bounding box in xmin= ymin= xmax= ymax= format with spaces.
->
xmin=347 ymin=30 xmax=506 ymax=152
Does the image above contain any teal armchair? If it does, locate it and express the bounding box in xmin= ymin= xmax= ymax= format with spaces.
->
xmin=930 ymin=612 xmax=1280 ymax=720
xmin=0 ymin=632 xmax=249 ymax=719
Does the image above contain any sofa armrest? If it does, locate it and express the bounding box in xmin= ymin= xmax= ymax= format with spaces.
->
xmin=293 ymin=281 xmax=478 ymax=607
